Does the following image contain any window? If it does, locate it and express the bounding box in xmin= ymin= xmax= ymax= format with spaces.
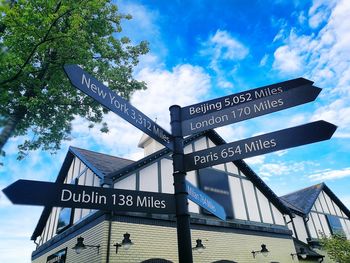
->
xmin=326 ymin=214 xmax=345 ymax=236
xmin=198 ymin=168 xmax=234 ymax=218
xmin=56 ymin=208 xmax=73 ymax=234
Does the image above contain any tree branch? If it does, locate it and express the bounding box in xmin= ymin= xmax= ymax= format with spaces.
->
xmin=0 ymin=1 xmax=77 ymax=86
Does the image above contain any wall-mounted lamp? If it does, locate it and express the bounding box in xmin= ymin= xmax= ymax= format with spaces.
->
xmin=291 ymin=247 xmax=307 ymax=260
xmin=72 ymin=236 xmax=100 ymax=254
xmin=114 ymin=233 xmax=134 ymax=254
xmin=251 ymin=244 xmax=269 ymax=258
xmin=192 ymin=239 xmax=206 ymax=253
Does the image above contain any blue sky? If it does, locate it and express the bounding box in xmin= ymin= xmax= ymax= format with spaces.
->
xmin=1 ymin=0 xmax=350 ymax=262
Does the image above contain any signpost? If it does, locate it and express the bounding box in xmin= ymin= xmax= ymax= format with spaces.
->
xmin=2 ymin=180 xmax=176 ymax=214
xmin=186 ymin=181 xmax=226 ymax=221
xmin=2 ymin=66 xmax=338 ymax=263
xmin=64 ymin=65 xmax=173 ymax=150
xmin=184 ymin=121 xmax=336 ymax=171
xmin=182 ymin=84 xmax=321 ymax=136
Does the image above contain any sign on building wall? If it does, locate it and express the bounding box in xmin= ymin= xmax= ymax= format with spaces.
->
xmin=198 ymin=169 xmax=234 ymax=218
xmin=46 ymin=248 xmax=67 ymax=263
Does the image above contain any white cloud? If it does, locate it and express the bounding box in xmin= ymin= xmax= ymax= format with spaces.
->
xmin=298 ymin=11 xmax=307 ymax=25
xmin=273 ymin=149 xmax=289 ymax=157
xmin=209 ymin=30 xmax=249 ymax=61
xmin=311 ymin=98 xmax=350 ymax=137
xmin=0 ymin=206 xmax=41 ymax=263
xmin=308 ymin=0 xmax=336 ymax=28
xmin=133 ymin=64 xmax=211 ymax=128
xmin=245 ymin=155 xmax=266 ymax=165
xmin=116 ymin=1 xmax=166 ymax=71
xmin=271 ymin=0 xmax=350 ymax=138
xmin=273 ymin=45 xmax=303 ymax=73
xmin=249 ymin=160 xmax=320 ymax=179
xmin=200 ymin=30 xmax=249 ymax=88
xmin=339 ymin=195 xmax=350 ymax=209
xmin=308 ymin=167 xmax=350 ymax=181
xmin=259 ymin=54 xmax=269 ymax=67
xmin=215 ymin=123 xmax=248 ymax=143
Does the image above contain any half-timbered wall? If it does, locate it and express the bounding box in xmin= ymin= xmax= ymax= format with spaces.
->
xmin=37 ymin=157 xmax=101 ymax=245
xmin=307 ymin=190 xmax=350 ymax=240
xmin=287 ymin=190 xmax=350 ymax=244
xmin=115 ymin=135 xmax=286 ymax=226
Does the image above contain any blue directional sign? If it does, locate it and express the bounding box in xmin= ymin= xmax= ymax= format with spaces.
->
xmin=186 ymin=181 xmax=226 ymax=221
xmin=3 ymin=180 xmax=176 ymax=214
xmin=64 ymin=65 xmax=173 ymax=150
xmin=184 ymin=120 xmax=337 ymax=171
xmin=181 ymin=84 xmax=321 ymax=136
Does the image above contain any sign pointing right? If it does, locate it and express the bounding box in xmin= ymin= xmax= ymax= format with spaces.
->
xmin=184 ymin=120 xmax=337 ymax=172
xmin=181 ymin=77 xmax=313 ymax=120
xmin=182 ymin=85 xmax=321 ymax=136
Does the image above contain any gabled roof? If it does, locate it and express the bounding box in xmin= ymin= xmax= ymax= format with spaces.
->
xmin=280 ymin=183 xmax=323 ymax=215
xmin=32 ymin=130 xmax=292 ymax=240
xmin=70 ymin=147 xmax=134 ymax=177
xmin=280 ymin=183 xmax=350 ymax=218
xmin=31 ymin=146 xmax=134 ymax=240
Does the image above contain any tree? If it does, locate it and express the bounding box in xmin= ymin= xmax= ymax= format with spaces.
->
xmin=0 ymin=0 xmax=149 ymax=159
xmin=320 ymin=233 xmax=350 ymax=262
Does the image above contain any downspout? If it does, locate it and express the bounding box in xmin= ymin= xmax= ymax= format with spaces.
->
xmin=33 ymin=239 xmax=39 ymax=249
xmin=304 ymin=215 xmax=312 ymax=242
xmin=101 ymin=176 xmax=114 ymax=263
xmin=286 ymin=214 xmax=299 ymax=240
xmin=106 ymin=212 xmax=113 ymax=263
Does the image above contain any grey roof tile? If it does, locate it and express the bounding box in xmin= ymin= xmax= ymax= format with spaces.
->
xmin=70 ymin=146 xmax=134 ymax=175
xmin=280 ymin=183 xmax=324 ymax=215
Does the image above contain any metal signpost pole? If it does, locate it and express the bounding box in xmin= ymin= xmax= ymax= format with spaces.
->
xmin=169 ymin=105 xmax=193 ymax=263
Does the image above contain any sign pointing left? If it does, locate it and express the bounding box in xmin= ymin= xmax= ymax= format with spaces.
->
xmin=64 ymin=65 xmax=173 ymax=150
xmin=2 ymin=180 xmax=176 ymax=214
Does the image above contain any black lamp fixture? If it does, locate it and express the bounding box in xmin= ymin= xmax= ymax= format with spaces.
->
xmin=251 ymin=244 xmax=269 ymax=258
xmin=192 ymin=239 xmax=206 ymax=253
xmin=291 ymin=247 xmax=307 ymax=260
xmin=114 ymin=233 xmax=134 ymax=254
xmin=72 ymin=236 xmax=100 ymax=254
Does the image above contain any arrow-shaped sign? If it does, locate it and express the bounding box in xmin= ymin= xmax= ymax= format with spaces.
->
xmin=182 ymin=84 xmax=321 ymax=136
xmin=2 ymin=180 xmax=176 ymax=214
xmin=184 ymin=120 xmax=337 ymax=171
xmin=64 ymin=65 xmax=173 ymax=150
xmin=186 ymin=181 xmax=226 ymax=221
xmin=181 ymin=77 xmax=313 ymax=121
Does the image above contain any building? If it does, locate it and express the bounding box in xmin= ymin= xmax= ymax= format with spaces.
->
xmin=31 ymin=130 xmax=349 ymax=263
xmin=281 ymin=183 xmax=350 ymax=262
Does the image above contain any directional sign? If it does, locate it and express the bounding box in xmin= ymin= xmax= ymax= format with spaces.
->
xmin=3 ymin=180 xmax=176 ymax=214
xmin=186 ymin=181 xmax=226 ymax=221
xmin=182 ymin=84 xmax=321 ymax=136
xmin=181 ymin=77 xmax=313 ymax=121
xmin=184 ymin=120 xmax=337 ymax=171
xmin=64 ymin=65 xmax=173 ymax=150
